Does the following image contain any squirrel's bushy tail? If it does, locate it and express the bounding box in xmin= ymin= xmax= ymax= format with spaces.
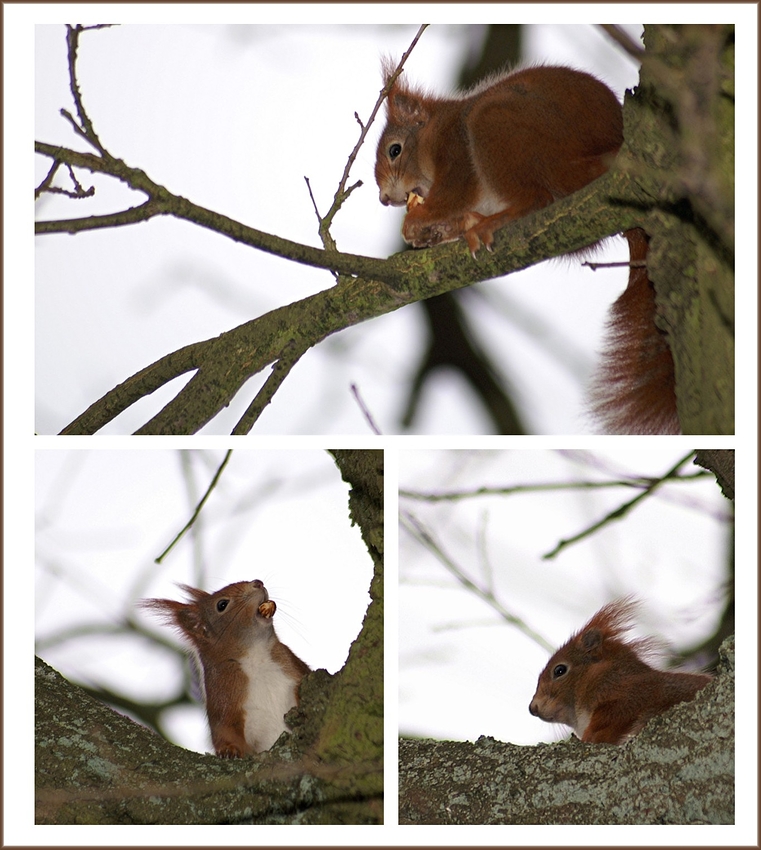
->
xmin=588 ymin=228 xmax=680 ymax=435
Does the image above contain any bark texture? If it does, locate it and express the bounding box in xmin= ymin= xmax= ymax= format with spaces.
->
xmin=399 ymin=636 xmax=734 ymax=825
xmin=621 ymin=25 xmax=734 ymax=434
xmin=35 ymin=450 xmax=383 ymax=825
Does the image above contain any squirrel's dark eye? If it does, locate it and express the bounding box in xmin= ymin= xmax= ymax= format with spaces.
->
xmin=388 ymin=143 xmax=402 ymax=160
xmin=552 ymin=664 xmax=568 ymax=678
xmin=216 ymin=599 xmax=229 ymax=612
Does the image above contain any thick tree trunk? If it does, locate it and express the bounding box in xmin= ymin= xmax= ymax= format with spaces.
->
xmin=623 ymin=25 xmax=734 ymax=434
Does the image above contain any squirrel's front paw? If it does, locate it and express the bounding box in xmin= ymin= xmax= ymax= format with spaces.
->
xmin=403 ymin=211 xmax=484 ymax=249
xmin=216 ymin=743 xmax=244 ymax=759
xmin=402 ymin=218 xmax=458 ymax=248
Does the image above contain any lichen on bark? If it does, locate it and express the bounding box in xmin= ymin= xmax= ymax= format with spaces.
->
xmin=399 ymin=636 xmax=734 ymax=825
xmin=35 ymin=449 xmax=384 ymax=825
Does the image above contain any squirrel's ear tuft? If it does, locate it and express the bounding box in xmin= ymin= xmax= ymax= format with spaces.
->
xmin=380 ymin=56 xmax=395 ymax=86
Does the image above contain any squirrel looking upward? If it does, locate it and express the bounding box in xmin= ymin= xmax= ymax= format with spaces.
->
xmin=529 ymin=598 xmax=712 ymax=744
xmin=375 ymin=62 xmax=680 ymax=435
xmin=141 ymin=579 xmax=309 ymax=758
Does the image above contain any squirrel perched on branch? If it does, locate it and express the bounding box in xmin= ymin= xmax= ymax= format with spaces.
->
xmin=375 ymin=62 xmax=680 ymax=434
xmin=529 ymin=598 xmax=712 ymax=744
xmin=141 ymin=579 xmax=309 ymax=758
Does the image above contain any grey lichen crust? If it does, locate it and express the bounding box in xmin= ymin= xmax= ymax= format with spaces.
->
xmin=399 ymin=636 xmax=734 ymax=825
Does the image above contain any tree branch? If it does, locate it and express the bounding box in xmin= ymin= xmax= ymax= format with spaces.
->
xmin=38 ymin=23 xmax=660 ymax=436
xmin=57 ymin=169 xmax=640 ymax=435
xmin=315 ymin=24 xmax=429 ymax=244
xmin=542 ymin=450 xmax=697 ymax=559
xmin=63 ymin=24 xmax=116 ymax=155
xmin=34 ymin=140 xmax=392 ymax=279
xmin=400 ymin=637 xmax=734 ymax=825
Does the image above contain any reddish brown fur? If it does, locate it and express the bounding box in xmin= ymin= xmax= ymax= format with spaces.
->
xmin=588 ymin=229 xmax=680 ymax=434
xmin=376 ymin=64 xmax=624 ymax=251
xmin=529 ymin=598 xmax=711 ymax=744
xmin=375 ymin=64 xmax=679 ymax=434
xmin=141 ymin=580 xmax=309 ymax=758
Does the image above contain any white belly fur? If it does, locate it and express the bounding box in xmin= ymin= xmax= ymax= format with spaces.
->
xmin=473 ymin=184 xmax=510 ymax=217
xmin=574 ymin=707 xmax=592 ymax=740
xmin=238 ymin=642 xmax=298 ymax=753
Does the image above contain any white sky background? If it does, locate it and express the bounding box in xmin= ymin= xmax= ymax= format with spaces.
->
xmin=33 ymin=20 xmax=648 ymax=435
xmin=398 ymin=448 xmax=734 ymax=746
xmin=34 ymin=448 xmax=374 ymax=756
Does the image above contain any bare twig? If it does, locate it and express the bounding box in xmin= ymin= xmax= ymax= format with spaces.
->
xmin=401 ymin=510 xmax=554 ymax=652
xmin=583 ymin=259 xmax=646 ymax=271
xmin=64 ymin=24 xmax=117 ymax=154
xmin=34 ymin=141 xmax=392 ymax=279
xmin=304 ymin=176 xmax=323 ymax=225
xmin=598 ymin=24 xmax=645 ymax=60
xmin=542 ymin=451 xmax=698 ymax=559
xmin=35 ymin=159 xmax=62 ymax=199
xmin=350 ymin=383 xmax=383 ymax=435
xmin=313 ymin=24 xmax=429 ymax=244
xmin=155 ymin=450 xmax=233 ymax=563
xmin=37 ymin=161 xmax=97 ymax=200
xmin=401 ymin=477 xmax=665 ymax=501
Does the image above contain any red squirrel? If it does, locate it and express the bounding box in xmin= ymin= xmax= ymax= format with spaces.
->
xmin=375 ymin=62 xmax=680 ymax=434
xmin=141 ymin=579 xmax=309 ymax=758
xmin=529 ymin=598 xmax=712 ymax=744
